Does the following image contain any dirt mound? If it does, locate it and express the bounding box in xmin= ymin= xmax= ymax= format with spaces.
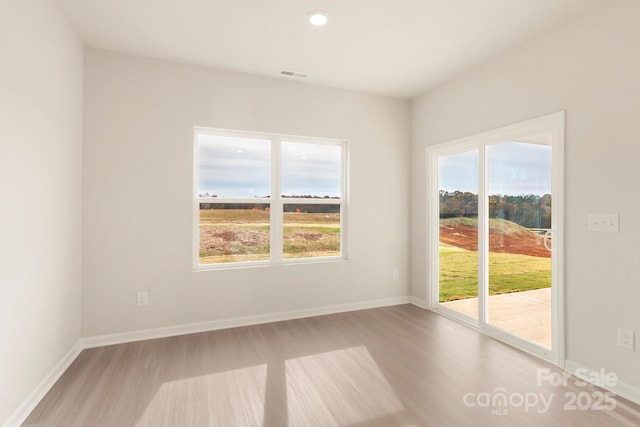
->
xmin=440 ymin=218 xmax=551 ymax=258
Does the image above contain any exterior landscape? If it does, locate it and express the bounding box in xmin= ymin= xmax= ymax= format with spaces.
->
xmin=439 ymin=191 xmax=551 ymax=302
xmin=200 ymin=204 xmax=340 ymax=264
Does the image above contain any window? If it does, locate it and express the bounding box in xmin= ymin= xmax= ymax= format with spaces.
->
xmin=194 ymin=128 xmax=347 ymax=268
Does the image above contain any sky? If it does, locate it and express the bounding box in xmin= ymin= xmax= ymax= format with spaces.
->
xmin=199 ymin=136 xmax=548 ymax=198
xmin=439 ymin=142 xmax=552 ymax=196
xmin=281 ymin=141 xmax=341 ymax=197
xmin=198 ymin=135 xmax=341 ymax=198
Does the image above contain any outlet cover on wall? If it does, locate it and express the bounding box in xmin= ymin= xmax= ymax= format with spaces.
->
xmin=617 ymin=327 xmax=634 ymax=350
xmin=137 ymin=291 xmax=149 ymax=307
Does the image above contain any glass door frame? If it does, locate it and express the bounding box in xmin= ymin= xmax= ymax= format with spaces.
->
xmin=426 ymin=112 xmax=565 ymax=366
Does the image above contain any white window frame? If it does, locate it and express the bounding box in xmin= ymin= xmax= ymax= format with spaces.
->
xmin=193 ymin=127 xmax=348 ymax=270
xmin=426 ymin=111 xmax=565 ymax=366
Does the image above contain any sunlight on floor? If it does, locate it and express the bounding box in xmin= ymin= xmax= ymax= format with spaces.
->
xmin=285 ymin=346 xmax=404 ymax=426
xmin=134 ymin=346 xmax=405 ymax=426
xmin=136 ymin=364 xmax=267 ymax=426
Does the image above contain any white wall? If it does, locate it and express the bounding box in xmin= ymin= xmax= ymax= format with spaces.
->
xmin=0 ymin=0 xmax=83 ymax=424
xmin=411 ymin=0 xmax=640 ymax=390
xmin=82 ymin=49 xmax=410 ymax=337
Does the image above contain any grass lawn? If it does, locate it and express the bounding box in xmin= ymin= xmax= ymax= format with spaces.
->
xmin=199 ymin=209 xmax=340 ymax=263
xmin=439 ymin=243 xmax=551 ymax=302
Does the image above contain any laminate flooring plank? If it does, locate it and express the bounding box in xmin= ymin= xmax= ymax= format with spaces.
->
xmin=22 ymin=305 xmax=640 ymax=426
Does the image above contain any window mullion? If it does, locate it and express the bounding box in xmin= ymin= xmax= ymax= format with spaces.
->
xmin=271 ymin=138 xmax=283 ymax=263
xmin=478 ymin=144 xmax=489 ymax=326
xmin=340 ymin=143 xmax=348 ymax=259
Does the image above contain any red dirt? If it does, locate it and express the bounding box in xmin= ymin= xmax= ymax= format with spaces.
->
xmin=440 ymin=224 xmax=551 ymax=258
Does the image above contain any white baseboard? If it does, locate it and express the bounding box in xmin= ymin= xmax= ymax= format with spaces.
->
xmin=82 ymin=295 xmax=411 ymax=348
xmin=3 ymin=296 xmax=410 ymax=426
xmin=8 ymin=300 xmax=640 ymax=427
xmin=2 ymin=341 xmax=83 ymax=427
xmin=409 ymin=296 xmax=428 ymax=309
xmin=565 ymin=360 xmax=640 ymax=406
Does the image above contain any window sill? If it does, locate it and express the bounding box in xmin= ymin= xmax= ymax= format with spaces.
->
xmin=193 ymin=256 xmax=347 ymax=272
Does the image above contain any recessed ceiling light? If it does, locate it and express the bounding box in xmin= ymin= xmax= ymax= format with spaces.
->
xmin=308 ymin=10 xmax=328 ymax=26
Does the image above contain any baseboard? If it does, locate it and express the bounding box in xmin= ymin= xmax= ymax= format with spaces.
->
xmin=2 ymin=341 xmax=83 ymax=427
xmin=409 ymin=296 xmax=428 ymax=309
xmin=4 ymin=296 xmax=410 ymax=426
xmin=8 ymin=301 xmax=640 ymax=426
xmin=82 ymin=295 xmax=411 ymax=348
xmin=565 ymin=360 xmax=640 ymax=406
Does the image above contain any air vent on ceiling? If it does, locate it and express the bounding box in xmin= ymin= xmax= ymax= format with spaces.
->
xmin=279 ymin=69 xmax=310 ymax=79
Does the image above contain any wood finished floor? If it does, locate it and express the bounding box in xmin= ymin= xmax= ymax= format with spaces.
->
xmin=24 ymin=305 xmax=640 ymax=426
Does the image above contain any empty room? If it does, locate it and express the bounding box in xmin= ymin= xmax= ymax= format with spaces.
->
xmin=2 ymin=0 xmax=640 ymax=425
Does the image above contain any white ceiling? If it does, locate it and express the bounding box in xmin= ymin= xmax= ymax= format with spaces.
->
xmin=55 ymin=0 xmax=605 ymax=99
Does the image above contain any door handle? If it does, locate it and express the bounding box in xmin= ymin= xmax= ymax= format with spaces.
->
xmin=543 ymin=230 xmax=552 ymax=252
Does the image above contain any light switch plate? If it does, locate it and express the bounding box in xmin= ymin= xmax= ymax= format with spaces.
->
xmin=588 ymin=214 xmax=619 ymax=232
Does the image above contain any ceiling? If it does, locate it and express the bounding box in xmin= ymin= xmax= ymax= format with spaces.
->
xmin=55 ymin=0 xmax=605 ymax=99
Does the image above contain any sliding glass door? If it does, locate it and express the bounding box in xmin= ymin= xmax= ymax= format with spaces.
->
xmin=428 ymin=113 xmax=564 ymax=363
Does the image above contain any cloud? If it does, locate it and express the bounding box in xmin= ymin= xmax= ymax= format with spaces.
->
xmin=439 ymin=150 xmax=479 ymax=193
xmin=488 ymin=142 xmax=551 ymax=196
xmin=281 ymin=141 xmax=341 ymax=197
xmin=439 ymin=142 xmax=552 ymax=196
xmin=197 ymin=135 xmax=342 ymax=198
xmin=198 ymin=135 xmax=271 ymax=197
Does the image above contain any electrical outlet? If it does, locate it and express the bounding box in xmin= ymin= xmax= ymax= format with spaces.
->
xmin=617 ymin=328 xmax=634 ymax=350
xmin=137 ymin=291 xmax=149 ymax=307
xmin=392 ymin=268 xmax=399 ymax=281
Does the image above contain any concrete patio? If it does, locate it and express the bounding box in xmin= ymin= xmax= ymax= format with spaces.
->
xmin=441 ymin=287 xmax=551 ymax=348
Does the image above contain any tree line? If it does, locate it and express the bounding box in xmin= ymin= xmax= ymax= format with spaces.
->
xmin=199 ymin=203 xmax=339 ymax=214
xmin=439 ymin=190 xmax=551 ymax=229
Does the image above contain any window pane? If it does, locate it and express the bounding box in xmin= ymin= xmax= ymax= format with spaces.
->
xmin=199 ymin=203 xmax=270 ymax=264
xmin=437 ymin=150 xmax=479 ymax=319
xmin=198 ymin=134 xmax=270 ymax=198
xmin=283 ymin=204 xmax=340 ymax=259
xmin=281 ymin=142 xmax=341 ymax=198
xmin=487 ymin=141 xmax=552 ymax=347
